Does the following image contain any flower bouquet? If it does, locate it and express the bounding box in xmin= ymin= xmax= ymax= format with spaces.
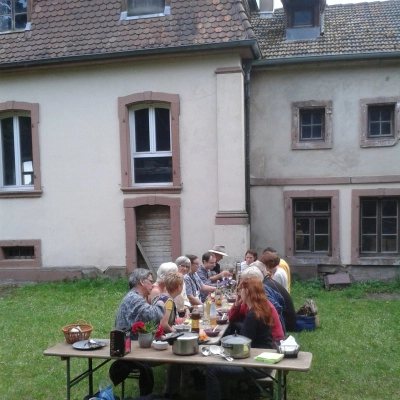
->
xmin=132 ymin=321 xmax=163 ymax=348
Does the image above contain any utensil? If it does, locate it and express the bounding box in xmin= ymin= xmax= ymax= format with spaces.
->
xmin=210 ymin=345 xmax=233 ymax=361
xmin=213 ymin=325 xmax=218 ymax=332
xmin=201 ymin=346 xmax=211 ymax=356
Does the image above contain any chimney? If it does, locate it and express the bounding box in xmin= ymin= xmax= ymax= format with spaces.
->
xmin=259 ymin=0 xmax=274 ymax=18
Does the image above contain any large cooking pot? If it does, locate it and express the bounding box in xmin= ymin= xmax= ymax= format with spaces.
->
xmin=220 ymin=333 xmax=251 ymax=359
xmin=163 ymin=332 xmax=199 ymax=356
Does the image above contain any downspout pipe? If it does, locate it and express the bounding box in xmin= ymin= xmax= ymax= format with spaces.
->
xmin=243 ymin=60 xmax=252 ymax=227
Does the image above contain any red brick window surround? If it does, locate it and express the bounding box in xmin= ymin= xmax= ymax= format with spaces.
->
xmin=118 ymin=92 xmax=181 ymax=194
xmin=291 ymin=100 xmax=333 ymax=150
xmin=360 ymin=97 xmax=400 ymax=148
xmin=284 ymin=190 xmax=340 ymax=266
xmin=0 ymin=239 xmax=41 ymax=268
xmin=0 ymin=101 xmax=42 ymax=198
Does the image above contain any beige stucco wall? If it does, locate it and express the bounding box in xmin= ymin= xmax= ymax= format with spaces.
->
xmin=249 ymin=61 xmax=400 ymax=269
xmin=0 ymin=53 xmax=249 ymax=272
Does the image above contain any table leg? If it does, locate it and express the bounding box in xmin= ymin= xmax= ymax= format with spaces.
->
xmin=277 ymin=370 xmax=282 ymax=400
xmin=66 ymin=357 xmax=71 ymax=400
xmin=89 ymin=358 xmax=93 ymax=395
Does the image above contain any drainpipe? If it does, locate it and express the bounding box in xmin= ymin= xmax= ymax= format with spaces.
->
xmin=243 ymin=60 xmax=252 ymax=227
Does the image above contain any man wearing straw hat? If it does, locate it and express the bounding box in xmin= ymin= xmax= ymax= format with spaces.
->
xmin=208 ymin=245 xmax=231 ymax=281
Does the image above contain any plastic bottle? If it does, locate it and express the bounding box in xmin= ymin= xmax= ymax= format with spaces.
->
xmin=210 ymin=299 xmax=217 ymax=328
xmin=215 ymin=280 xmax=222 ymax=306
xmin=190 ymin=306 xmax=201 ymax=333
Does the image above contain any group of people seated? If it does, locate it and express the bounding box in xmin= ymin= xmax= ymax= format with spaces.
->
xmin=111 ymin=245 xmax=297 ymax=400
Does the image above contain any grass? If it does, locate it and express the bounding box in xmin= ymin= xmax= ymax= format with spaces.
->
xmin=0 ymin=278 xmax=399 ymax=399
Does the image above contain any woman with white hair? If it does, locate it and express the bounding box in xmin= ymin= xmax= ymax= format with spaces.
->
xmin=174 ymin=256 xmax=192 ymax=317
xmin=148 ymin=261 xmax=178 ymax=303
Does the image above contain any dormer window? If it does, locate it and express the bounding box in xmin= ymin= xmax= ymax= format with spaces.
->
xmin=292 ymin=8 xmax=313 ymax=27
xmin=120 ymin=0 xmax=170 ymax=20
xmin=0 ymin=0 xmax=28 ymax=33
xmin=282 ymin=0 xmax=325 ymax=40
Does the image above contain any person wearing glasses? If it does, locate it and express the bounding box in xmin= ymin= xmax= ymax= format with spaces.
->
xmin=174 ymin=256 xmax=192 ymax=317
xmin=114 ymin=268 xmax=164 ymax=339
xmin=185 ymin=253 xmax=216 ymax=305
xmin=111 ymin=268 xmax=165 ymax=396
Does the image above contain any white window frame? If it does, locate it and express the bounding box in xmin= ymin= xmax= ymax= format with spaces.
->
xmin=129 ymin=103 xmax=172 ymax=186
xmin=0 ymin=112 xmax=33 ymax=191
xmin=120 ymin=0 xmax=170 ymax=21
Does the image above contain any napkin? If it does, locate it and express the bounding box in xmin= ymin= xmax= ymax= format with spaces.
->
xmin=254 ymin=352 xmax=284 ymax=364
xmin=280 ymin=335 xmax=298 ymax=346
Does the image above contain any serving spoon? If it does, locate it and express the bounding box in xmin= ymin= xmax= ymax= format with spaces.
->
xmin=210 ymin=345 xmax=233 ymax=361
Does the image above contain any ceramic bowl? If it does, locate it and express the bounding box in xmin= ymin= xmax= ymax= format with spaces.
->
xmin=217 ymin=308 xmax=230 ymax=316
xmin=203 ymin=328 xmax=221 ymax=337
xmin=152 ymin=340 xmax=169 ymax=350
xmin=216 ymin=316 xmax=228 ymax=325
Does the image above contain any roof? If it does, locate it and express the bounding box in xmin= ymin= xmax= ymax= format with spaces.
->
xmin=0 ymin=0 xmax=258 ymax=68
xmin=251 ymin=0 xmax=400 ymax=61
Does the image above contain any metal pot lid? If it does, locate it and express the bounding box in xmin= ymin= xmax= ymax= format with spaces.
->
xmin=177 ymin=333 xmax=199 ymax=340
xmin=221 ymin=333 xmax=251 ymax=345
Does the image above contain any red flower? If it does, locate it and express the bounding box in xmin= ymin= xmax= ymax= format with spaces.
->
xmin=155 ymin=324 xmax=164 ymax=339
xmin=132 ymin=321 xmax=145 ymax=334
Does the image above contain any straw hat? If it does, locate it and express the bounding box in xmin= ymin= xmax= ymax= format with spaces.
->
xmin=208 ymin=245 xmax=228 ymax=257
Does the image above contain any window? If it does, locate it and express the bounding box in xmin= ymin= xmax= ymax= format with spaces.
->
xmin=291 ymin=101 xmax=332 ymax=149
xmin=120 ymin=0 xmax=170 ymax=20
xmin=293 ymin=199 xmax=331 ymax=254
xmin=360 ymin=198 xmax=399 ymax=254
xmin=130 ymin=104 xmax=172 ymax=185
xmin=300 ymin=108 xmax=324 ymax=140
xmin=293 ymin=8 xmax=313 ymax=27
xmin=0 ymin=0 xmax=28 ymax=32
xmin=284 ymin=190 xmax=340 ymax=266
xmin=360 ymin=98 xmax=400 ymax=148
xmin=0 ymin=239 xmax=41 ymax=267
xmin=0 ymin=102 xmax=41 ymax=197
xmin=118 ymin=92 xmax=181 ymax=193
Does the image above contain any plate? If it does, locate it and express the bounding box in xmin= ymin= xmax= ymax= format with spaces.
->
xmin=72 ymin=339 xmax=106 ymax=350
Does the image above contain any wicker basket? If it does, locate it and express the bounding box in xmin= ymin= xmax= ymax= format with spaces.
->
xmin=62 ymin=319 xmax=93 ymax=344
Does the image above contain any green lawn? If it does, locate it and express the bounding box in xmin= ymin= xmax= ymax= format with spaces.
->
xmin=0 ymin=278 xmax=399 ymax=400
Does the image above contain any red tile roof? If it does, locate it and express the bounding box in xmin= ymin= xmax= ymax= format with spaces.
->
xmin=0 ymin=0 xmax=258 ymax=67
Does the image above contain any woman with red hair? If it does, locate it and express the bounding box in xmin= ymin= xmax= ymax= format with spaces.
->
xmin=205 ymin=277 xmax=274 ymax=400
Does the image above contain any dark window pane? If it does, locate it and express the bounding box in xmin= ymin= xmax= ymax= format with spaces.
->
xmin=381 ymin=236 xmax=397 ymax=252
xmin=313 ymin=113 xmax=322 ymax=125
xmin=312 ymin=201 xmax=329 ymax=212
xmin=14 ymin=13 xmax=26 ymax=29
xmin=315 ymin=218 xmax=329 ymax=234
xmin=361 ymin=200 xmax=377 ymax=217
xmin=295 ymin=201 xmax=312 ymax=212
xmin=382 ymin=200 xmax=397 ymax=216
xmin=134 ymin=156 xmax=172 ymax=184
xmin=19 ymin=116 xmax=33 ymax=185
xmin=362 ymin=236 xmax=376 ymax=252
xmin=301 ymin=126 xmax=311 ymax=139
xmin=382 ymin=218 xmax=397 ymax=235
xmin=0 ymin=1 xmax=11 ymax=15
xmin=369 ymin=122 xmax=380 ymax=136
xmin=155 ymin=108 xmax=170 ymax=151
xmin=362 ymin=218 xmax=377 ymax=235
xmin=134 ymin=108 xmax=150 ymax=152
xmin=381 ymin=122 xmax=392 ymax=135
xmin=14 ymin=0 xmax=27 ymax=13
xmin=301 ymin=112 xmax=312 ymax=125
xmin=1 ymin=117 xmax=16 ymax=185
xmin=381 ymin=109 xmax=392 ymax=121
xmin=315 ymin=235 xmax=329 ymax=251
xmin=311 ymin=126 xmax=322 ymax=139
xmin=293 ymin=10 xmax=312 ymax=26
xmin=369 ymin=109 xmax=380 ymax=122
xmin=127 ymin=0 xmax=164 ymax=16
xmin=0 ymin=15 xmax=11 ymax=31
